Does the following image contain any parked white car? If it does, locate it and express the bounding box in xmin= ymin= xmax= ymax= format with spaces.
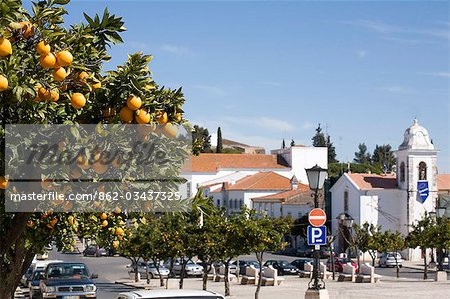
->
xmin=167 ymin=260 xmax=203 ymax=277
xmin=117 ymin=289 xmax=225 ymax=299
xmin=128 ymin=261 xmax=170 ymax=278
xmin=379 ymin=252 xmax=403 ymax=268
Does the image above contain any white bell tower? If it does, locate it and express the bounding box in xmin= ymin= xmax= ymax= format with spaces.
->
xmin=396 ymin=119 xmax=438 ymax=231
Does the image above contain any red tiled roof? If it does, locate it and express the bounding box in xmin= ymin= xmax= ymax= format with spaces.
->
xmin=190 ymin=154 xmax=287 ymax=172
xmin=252 ymin=183 xmax=322 ymax=205
xmin=227 ymin=172 xmax=292 ymax=191
xmin=347 ymin=173 xmax=397 ymax=190
xmin=252 ymin=183 xmax=310 ymax=200
xmin=437 ymin=174 xmax=450 ymax=191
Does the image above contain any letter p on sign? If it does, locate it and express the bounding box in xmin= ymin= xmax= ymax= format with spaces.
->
xmin=307 ymin=226 xmax=326 ymax=246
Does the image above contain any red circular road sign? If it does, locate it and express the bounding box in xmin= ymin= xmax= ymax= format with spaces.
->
xmin=308 ymin=208 xmax=327 ymax=227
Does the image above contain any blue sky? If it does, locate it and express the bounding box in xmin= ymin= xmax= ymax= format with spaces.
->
xmin=42 ymin=1 xmax=450 ymax=172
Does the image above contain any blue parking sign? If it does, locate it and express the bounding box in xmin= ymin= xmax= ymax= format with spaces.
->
xmin=307 ymin=225 xmax=326 ymax=245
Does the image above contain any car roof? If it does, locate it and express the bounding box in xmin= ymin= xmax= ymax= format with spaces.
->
xmin=118 ymin=289 xmax=224 ymax=298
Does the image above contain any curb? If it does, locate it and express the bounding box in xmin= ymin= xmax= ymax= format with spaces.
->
xmin=114 ymin=280 xmax=150 ymax=289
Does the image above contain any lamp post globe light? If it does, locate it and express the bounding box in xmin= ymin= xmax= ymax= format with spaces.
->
xmin=304 ymin=165 xmax=329 ymax=299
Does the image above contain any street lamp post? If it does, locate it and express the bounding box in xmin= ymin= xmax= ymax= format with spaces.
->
xmin=435 ymin=201 xmax=446 ymax=272
xmin=337 ymin=213 xmax=354 ymax=256
xmin=305 ymin=165 xmax=328 ymax=298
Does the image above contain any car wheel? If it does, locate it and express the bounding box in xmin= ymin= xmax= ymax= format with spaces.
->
xmin=399 ymin=265 xmax=402 ymax=268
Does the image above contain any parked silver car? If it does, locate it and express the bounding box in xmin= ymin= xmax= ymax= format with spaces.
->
xmin=128 ymin=261 xmax=170 ymax=278
xmin=379 ymin=252 xmax=403 ymax=268
xmin=167 ymin=259 xmax=203 ymax=277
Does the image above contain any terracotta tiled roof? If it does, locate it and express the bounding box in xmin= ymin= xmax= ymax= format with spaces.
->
xmin=437 ymin=174 xmax=450 ymax=191
xmin=226 ymin=172 xmax=292 ymax=191
xmin=190 ymin=154 xmax=287 ymax=172
xmin=252 ymin=184 xmax=310 ymax=200
xmin=252 ymin=184 xmax=321 ymax=206
xmin=347 ymin=173 xmax=397 ymax=190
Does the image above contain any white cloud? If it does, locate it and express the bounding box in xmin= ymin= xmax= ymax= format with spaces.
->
xmin=346 ymin=19 xmax=450 ymax=41
xmin=258 ymin=117 xmax=296 ymax=132
xmin=300 ymin=122 xmax=314 ymax=130
xmin=357 ymin=49 xmax=367 ymax=58
xmin=427 ymin=72 xmax=450 ymax=78
xmin=160 ymin=44 xmax=191 ymax=55
xmin=380 ymin=85 xmax=414 ymax=94
xmin=221 ymin=116 xmax=295 ymax=132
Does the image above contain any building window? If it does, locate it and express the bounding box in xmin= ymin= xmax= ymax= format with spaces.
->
xmin=298 ymin=212 xmax=302 ymax=219
xmin=216 ymin=199 xmax=220 ymax=207
xmin=187 ymin=182 xmax=191 ymax=197
xmin=240 ymin=199 xmax=243 ymax=208
xmin=344 ymin=190 xmax=349 ymax=213
xmin=419 ymin=162 xmax=427 ymax=180
xmin=400 ymin=162 xmax=405 ymax=182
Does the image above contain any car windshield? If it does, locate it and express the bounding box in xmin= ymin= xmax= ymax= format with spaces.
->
xmin=32 ymin=271 xmax=44 ymax=279
xmin=279 ymin=261 xmax=291 ymax=267
xmin=46 ymin=263 xmax=89 ymax=278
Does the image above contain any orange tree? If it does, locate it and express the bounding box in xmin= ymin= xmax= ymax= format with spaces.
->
xmin=0 ymin=1 xmax=188 ymax=297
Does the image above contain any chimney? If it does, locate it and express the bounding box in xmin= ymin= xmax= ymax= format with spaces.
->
xmin=290 ymin=175 xmax=298 ymax=190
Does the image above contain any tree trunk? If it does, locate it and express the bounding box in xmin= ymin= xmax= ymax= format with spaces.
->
xmin=255 ymin=252 xmax=263 ymax=299
xmin=436 ymin=248 xmax=444 ymax=271
xmin=145 ymin=261 xmax=150 ymax=285
xmin=0 ymin=233 xmax=35 ymax=299
xmin=134 ymin=260 xmax=139 ymax=282
xmin=423 ymin=248 xmax=428 ymax=280
xmin=394 ymin=255 xmax=400 ymax=278
xmin=156 ymin=266 xmax=165 ymax=287
xmin=179 ymin=260 xmax=187 ymax=289
xmin=369 ymin=251 xmax=376 ymax=267
xmin=202 ymin=264 xmax=211 ymax=291
xmin=224 ymin=260 xmax=230 ymax=296
xmin=166 ymin=259 xmax=174 ymax=289
xmin=356 ymin=249 xmax=361 ymax=270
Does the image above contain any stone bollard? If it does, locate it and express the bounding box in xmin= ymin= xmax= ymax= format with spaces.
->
xmin=435 ymin=271 xmax=447 ymax=282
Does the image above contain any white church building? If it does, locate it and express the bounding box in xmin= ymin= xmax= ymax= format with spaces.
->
xmin=182 ymin=145 xmax=327 ymax=214
xmin=330 ymin=119 xmax=444 ymax=261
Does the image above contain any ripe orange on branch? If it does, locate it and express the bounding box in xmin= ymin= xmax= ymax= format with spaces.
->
xmin=119 ymin=106 xmax=134 ymax=123
xmin=126 ymin=95 xmax=142 ymax=110
xmin=19 ymin=21 xmax=34 ymax=38
xmin=53 ymin=67 xmax=67 ymax=82
xmin=163 ymin=122 xmax=177 ymax=138
xmin=156 ymin=111 xmax=168 ymax=124
xmin=71 ymin=93 xmax=86 ymax=109
xmin=40 ymin=53 xmax=57 ymax=69
xmin=92 ymin=79 xmax=101 ymax=90
xmin=135 ymin=109 xmax=150 ymax=124
xmin=0 ymin=75 xmax=8 ymax=91
xmin=56 ymin=50 xmax=73 ymax=67
xmin=36 ymin=41 xmax=51 ymax=55
xmin=78 ymin=71 xmax=89 ymax=81
xmin=38 ymin=87 xmax=51 ymax=101
xmin=0 ymin=176 xmax=8 ymax=189
xmin=0 ymin=37 xmax=12 ymax=57
xmin=50 ymin=89 xmax=59 ymax=102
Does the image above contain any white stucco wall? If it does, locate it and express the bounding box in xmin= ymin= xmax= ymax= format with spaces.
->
xmin=290 ymin=147 xmax=328 ymax=185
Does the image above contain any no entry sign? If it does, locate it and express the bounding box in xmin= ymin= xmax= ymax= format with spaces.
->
xmin=308 ymin=208 xmax=326 ymax=227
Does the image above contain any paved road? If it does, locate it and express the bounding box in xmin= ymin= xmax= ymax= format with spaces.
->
xmin=40 ymin=250 xmax=448 ymax=298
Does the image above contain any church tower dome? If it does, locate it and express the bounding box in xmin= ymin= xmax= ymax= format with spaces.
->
xmin=398 ymin=118 xmax=434 ymax=151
